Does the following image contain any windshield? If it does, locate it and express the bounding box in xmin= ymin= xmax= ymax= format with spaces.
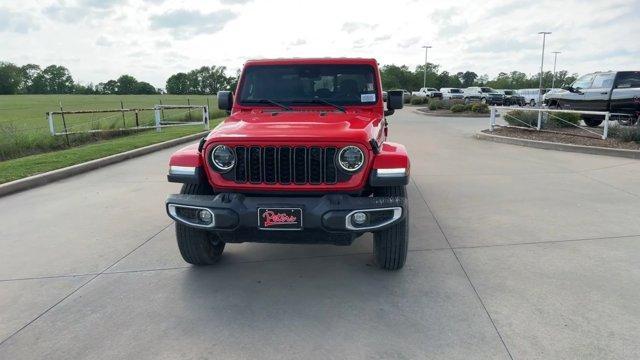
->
xmin=480 ymin=87 xmax=495 ymax=93
xmin=503 ymin=90 xmax=513 ymax=95
xmin=238 ymin=64 xmax=378 ymax=106
xmin=450 ymin=89 xmax=462 ymax=93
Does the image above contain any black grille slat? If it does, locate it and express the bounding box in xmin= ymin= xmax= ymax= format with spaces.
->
xmin=263 ymin=147 xmax=277 ymax=184
xmin=294 ymin=147 xmax=307 ymax=184
xmin=249 ymin=146 xmax=262 ymax=183
xmin=235 ymin=146 xmax=247 ymax=182
xmin=278 ymin=147 xmax=292 ymax=184
xmin=231 ymin=145 xmax=348 ymax=185
xmin=324 ymin=147 xmax=337 ymax=184
xmin=308 ymin=147 xmax=323 ymax=184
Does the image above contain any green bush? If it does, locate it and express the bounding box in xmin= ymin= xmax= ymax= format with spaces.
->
xmin=464 ymin=104 xmax=474 ymax=112
xmin=504 ymin=110 xmax=538 ymax=127
xmin=546 ymin=112 xmax=581 ymax=128
xmin=403 ymin=94 xmax=412 ymax=104
xmin=471 ymin=103 xmax=489 ymax=113
xmin=410 ymin=97 xmax=425 ymax=105
xmin=608 ymin=125 xmax=640 ymax=143
xmin=450 ymin=104 xmax=466 ymax=113
xmin=428 ymin=102 xmax=437 ymax=110
xmin=430 ymin=100 xmax=444 ymax=110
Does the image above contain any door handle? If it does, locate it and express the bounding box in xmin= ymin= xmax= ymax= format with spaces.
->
xmin=600 ymin=92 xmax=608 ymax=95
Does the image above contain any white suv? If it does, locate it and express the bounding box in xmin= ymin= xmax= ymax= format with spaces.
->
xmin=440 ymin=88 xmax=465 ymax=101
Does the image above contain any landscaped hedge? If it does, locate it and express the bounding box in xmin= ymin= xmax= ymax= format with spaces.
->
xmin=410 ymin=97 xmax=426 ymax=105
xmin=504 ymin=110 xmax=539 ymax=127
xmin=546 ymin=112 xmax=581 ymax=128
xmin=450 ymin=104 xmax=466 ymax=113
xmin=471 ymin=103 xmax=489 ymax=113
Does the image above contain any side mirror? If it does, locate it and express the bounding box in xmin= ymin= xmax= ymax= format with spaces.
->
xmin=217 ymin=91 xmax=233 ymax=111
xmin=562 ymin=86 xmax=573 ymax=92
xmin=387 ymin=90 xmax=404 ymax=110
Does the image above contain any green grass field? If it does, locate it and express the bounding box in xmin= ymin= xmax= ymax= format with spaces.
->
xmin=0 ymin=94 xmax=226 ymax=162
xmin=0 ymin=94 xmax=224 ymax=132
xmin=0 ymin=124 xmax=217 ymax=184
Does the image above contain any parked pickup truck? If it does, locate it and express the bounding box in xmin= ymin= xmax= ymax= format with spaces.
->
xmin=465 ymin=87 xmax=504 ymax=105
xmin=498 ymin=89 xmax=525 ymax=106
xmin=544 ymin=71 xmax=640 ymax=126
xmin=165 ymin=58 xmax=411 ymax=270
xmin=412 ymin=87 xmax=443 ymax=99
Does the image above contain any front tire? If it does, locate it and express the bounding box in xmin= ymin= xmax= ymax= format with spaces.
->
xmin=583 ymin=117 xmax=604 ymax=127
xmin=529 ymin=99 xmax=536 ymax=107
xmin=373 ymin=186 xmax=409 ymax=270
xmin=175 ymin=183 xmax=225 ymax=266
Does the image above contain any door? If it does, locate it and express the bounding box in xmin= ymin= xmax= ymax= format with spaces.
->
xmin=562 ymin=74 xmax=593 ymax=110
xmin=582 ymin=73 xmax=615 ymax=111
xmin=611 ymin=71 xmax=640 ymax=115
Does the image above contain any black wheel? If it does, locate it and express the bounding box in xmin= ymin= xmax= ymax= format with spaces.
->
xmin=175 ymin=183 xmax=225 ymax=266
xmin=529 ymin=99 xmax=536 ymax=107
xmin=372 ymin=186 xmax=409 ymax=270
xmin=481 ymin=98 xmax=487 ymax=104
xmin=582 ymin=117 xmax=604 ymax=127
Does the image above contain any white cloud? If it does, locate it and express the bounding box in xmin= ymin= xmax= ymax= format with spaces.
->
xmin=0 ymin=0 xmax=637 ymax=89
xmin=149 ymin=9 xmax=237 ymax=39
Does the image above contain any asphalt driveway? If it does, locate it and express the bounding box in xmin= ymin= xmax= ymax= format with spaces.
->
xmin=1 ymin=107 xmax=638 ymax=359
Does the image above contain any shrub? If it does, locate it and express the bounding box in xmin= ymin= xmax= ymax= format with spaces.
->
xmin=464 ymin=104 xmax=474 ymax=112
xmin=450 ymin=104 xmax=466 ymax=113
xmin=546 ymin=112 xmax=581 ymax=128
xmin=450 ymin=99 xmax=465 ymax=107
xmin=608 ymin=125 xmax=640 ymax=143
xmin=504 ymin=110 xmax=538 ymax=127
xmin=471 ymin=103 xmax=489 ymax=113
xmin=410 ymin=97 xmax=425 ymax=105
xmin=428 ymin=102 xmax=437 ymax=110
xmin=403 ymin=94 xmax=412 ymax=104
xmin=430 ymin=100 xmax=444 ymax=109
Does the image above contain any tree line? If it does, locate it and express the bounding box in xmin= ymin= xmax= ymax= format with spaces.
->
xmin=1 ymin=60 xmax=578 ymax=96
xmin=0 ymin=62 xmax=160 ymax=95
xmin=380 ymin=63 xmax=578 ymax=91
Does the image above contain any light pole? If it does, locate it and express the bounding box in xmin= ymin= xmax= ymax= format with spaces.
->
xmin=422 ymin=45 xmax=432 ymax=89
xmin=551 ymin=51 xmax=561 ymax=89
xmin=537 ymin=32 xmax=551 ymax=107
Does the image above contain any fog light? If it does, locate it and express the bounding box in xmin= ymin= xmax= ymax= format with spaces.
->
xmin=198 ymin=210 xmax=213 ymax=224
xmin=352 ymin=212 xmax=367 ymax=225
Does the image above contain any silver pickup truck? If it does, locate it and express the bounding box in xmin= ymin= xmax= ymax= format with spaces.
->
xmin=544 ymin=71 xmax=640 ymax=127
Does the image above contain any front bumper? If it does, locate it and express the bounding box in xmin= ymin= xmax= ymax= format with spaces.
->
xmin=166 ymin=193 xmax=406 ymax=245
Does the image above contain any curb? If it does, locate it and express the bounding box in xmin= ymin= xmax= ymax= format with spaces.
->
xmin=0 ymin=131 xmax=208 ymax=198
xmin=476 ymin=131 xmax=640 ymax=159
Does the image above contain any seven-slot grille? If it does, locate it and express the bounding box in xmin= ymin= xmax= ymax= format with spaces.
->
xmin=232 ymin=146 xmax=342 ymax=185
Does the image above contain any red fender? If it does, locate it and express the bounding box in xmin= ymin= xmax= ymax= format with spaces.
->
xmin=168 ymin=144 xmax=202 ymax=168
xmin=372 ymin=142 xmax=410 ymax=174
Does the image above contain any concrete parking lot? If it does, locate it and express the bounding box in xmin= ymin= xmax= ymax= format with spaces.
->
xmin=1 ymin=107 xmax=639 ymax=359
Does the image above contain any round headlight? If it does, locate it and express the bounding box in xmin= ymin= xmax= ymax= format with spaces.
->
xmin=210 ymin=145 xmax=235 ymax=172
xmin=338 ymin=146 xmax=364 ymax=172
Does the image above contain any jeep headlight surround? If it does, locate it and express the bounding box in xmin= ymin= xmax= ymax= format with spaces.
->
xmin=210 ymin=145 xmax=235 ymax=172
xmin=337 ymin=146 xmax=365 ymax=172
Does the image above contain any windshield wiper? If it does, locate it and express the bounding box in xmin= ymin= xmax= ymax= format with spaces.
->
xmin=290 ymin=99 xmax=346 ymax=113
xmin=246 ymin=99 xmax=292 ymax=111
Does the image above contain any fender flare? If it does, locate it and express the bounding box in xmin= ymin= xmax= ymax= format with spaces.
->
xmin=369 ymin=142 xmax=410 ymax=187
xmin=168 ymin=143 xmax=205 ymax=184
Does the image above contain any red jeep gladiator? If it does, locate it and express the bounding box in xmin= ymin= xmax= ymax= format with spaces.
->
xmin=165 ymin=58 xmax=410 ymax=270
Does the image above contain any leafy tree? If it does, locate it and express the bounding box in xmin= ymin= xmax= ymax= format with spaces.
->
xmin=135 ymin=81 xmax=158 ymax=94
xmin=116 ymin=75 xmax=138 ymax=94
xmin=41 ymin=65 xmax=75 ymax=93
xmin=460 ymin=71 xmax=478 ymax=87
xmin=166 ymin=72 xmax=191 ymax=94
xmin=0 ymin=62 xmax=22 ymax=94
xmin=19 ymin=64 xmax=41 ymax=93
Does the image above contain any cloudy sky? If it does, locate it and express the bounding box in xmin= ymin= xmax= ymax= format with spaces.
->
xmin=1 ymin=0 xmax=638 ymax=88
